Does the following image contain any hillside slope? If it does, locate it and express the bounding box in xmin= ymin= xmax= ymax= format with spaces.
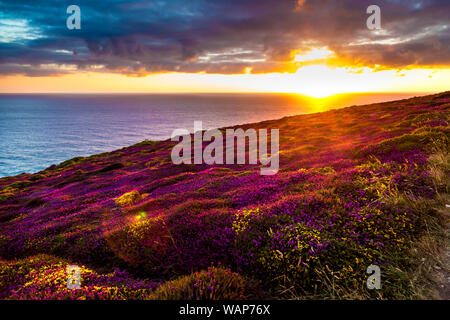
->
xmin=0 ymin=92 xmax=449 ymax=299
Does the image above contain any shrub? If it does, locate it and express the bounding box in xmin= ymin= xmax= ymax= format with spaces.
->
xmin=105 ymin=215 xmax=169 ymax=267
xmin=54 ymin=156 xmax=85 ymax=169
xmin=29 ymin=174 xmax=45 ymax=182
xmin=96 ymin=162 xmax=124 ymax=173
xmin=25 ymin=197 xmax=46 ymax=208
xmin=114 ymin=190 xmax=148 ymax=207
xmin=149 ymin=266 xmax=261 ymax=300
xmin=5 ymin=180 xmax=32 ymax=190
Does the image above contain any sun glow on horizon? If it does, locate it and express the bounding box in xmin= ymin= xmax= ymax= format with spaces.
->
xmin=1 ymin=47 xmax=449 ymax=98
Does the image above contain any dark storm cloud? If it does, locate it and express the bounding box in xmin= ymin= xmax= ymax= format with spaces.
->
xmin=0 ymin=0 xmax=449 ymax=76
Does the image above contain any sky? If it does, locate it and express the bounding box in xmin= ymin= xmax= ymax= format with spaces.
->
xmin=0 ymin=0 xmax=449 ymax=97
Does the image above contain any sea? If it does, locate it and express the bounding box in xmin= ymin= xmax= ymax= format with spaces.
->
xmin=0 ymin=92 xmax=426 ymax=177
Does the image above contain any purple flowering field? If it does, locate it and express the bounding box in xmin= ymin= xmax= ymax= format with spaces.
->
xmin=0 ymin=92 xmax=448 ymax=299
